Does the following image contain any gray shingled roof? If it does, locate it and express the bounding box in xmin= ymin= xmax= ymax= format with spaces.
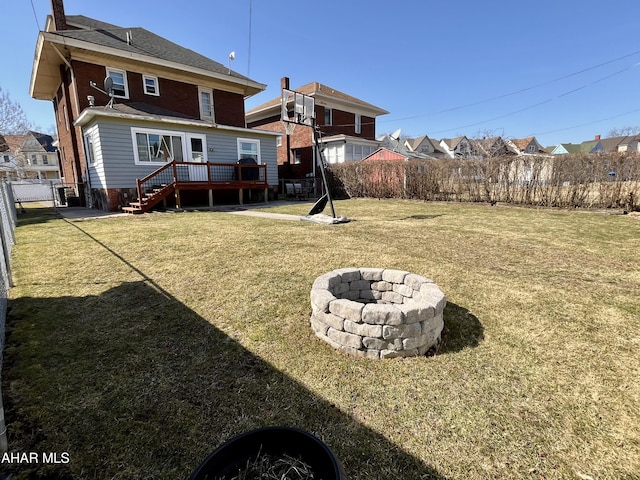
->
xmin=57 ymin=15 xmax=254 ymax=83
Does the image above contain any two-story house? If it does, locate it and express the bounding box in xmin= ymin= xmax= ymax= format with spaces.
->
xmin=30 ymin=0 xmax=278 ymax=212
xmin=508 ymin=137 xmax=548 ymax=156
xmin=245 ymin=80 xmax=388 ymax=185
xmin=439 ymin=136 xmax=475 ymax=158
xmin=404 ymin=135 xmax=448 ymax=158
xmin=0 ymin=131 xmax=60 ymax=181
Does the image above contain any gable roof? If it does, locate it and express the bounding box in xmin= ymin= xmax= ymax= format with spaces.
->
xmin=441 ymin=136 xmax=468 ymax=150
xmin=362 ymin=147 xmax=434 ymax=162
xmin=31 ymin=13 xmax=265 ymax=100
xmin=1 ymin=135 xmax=27 ymax=153
xmin=0 ymin=132 xmax=56 ymax=155
xmin=599 ymin=135 xmax=640 ymax=152
xmin=246 ymin=82 xmax=389 ymax=119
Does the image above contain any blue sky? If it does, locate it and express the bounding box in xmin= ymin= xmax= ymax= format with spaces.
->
xmin=4 ymin=0 xmax=640 ymax=147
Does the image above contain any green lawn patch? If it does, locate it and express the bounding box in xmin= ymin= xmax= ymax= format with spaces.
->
xmin=2 ymin=200 xmax=639 ymax=479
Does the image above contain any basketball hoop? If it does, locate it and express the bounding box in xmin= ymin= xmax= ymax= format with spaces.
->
xmin=283 ymin=120 xmax=295 ymax=135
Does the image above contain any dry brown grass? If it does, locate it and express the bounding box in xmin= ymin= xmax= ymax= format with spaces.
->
xmin=2 ymin=200 xmax=639 ymax=479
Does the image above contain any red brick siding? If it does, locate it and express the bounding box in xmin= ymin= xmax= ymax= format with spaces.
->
xmin=73 ymin=60 xmax=245 ymax=126
xmin=73 ymin=61 xmax=200 ymax=118
xmin=316 ymin=106 xmax=375 ymax=139
xmin=54 ymin=65 xmax=86 ymax=189
xmin=214 ymin=90 xmax=246 ymax=127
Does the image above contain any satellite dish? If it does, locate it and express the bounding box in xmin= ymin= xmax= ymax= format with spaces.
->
xmin=104 ymin=76 xmax=114 ymax=96
xmin=228 ymin=51 xmax=236 ymax=60
xmin=390 ymin=128 xmax=402 ymax=141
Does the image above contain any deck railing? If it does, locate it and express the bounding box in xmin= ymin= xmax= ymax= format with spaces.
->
xmin=135 ymin=161 xmax=267 ymax=207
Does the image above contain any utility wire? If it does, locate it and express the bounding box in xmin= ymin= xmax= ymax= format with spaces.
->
xmin=531 ymin=107 xmax=640 ymax=137
xmin=383 ymin=48 xmax=640 ymax=123
xmin=247 ymin=0 xmax=253 ymax=78
xmin=426 ymin=63 xmax=638 ymax=136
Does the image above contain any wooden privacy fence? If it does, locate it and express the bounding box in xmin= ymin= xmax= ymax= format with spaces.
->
xmin=328 ymin=152 xmax=640 ymax=210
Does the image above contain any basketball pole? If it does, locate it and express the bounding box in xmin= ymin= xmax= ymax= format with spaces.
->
xmin=309 ymin=120 xmax=336 ymax=218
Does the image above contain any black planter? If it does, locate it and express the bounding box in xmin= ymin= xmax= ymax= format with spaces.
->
xmin=189 ymin=426 xmax=346 ymax=479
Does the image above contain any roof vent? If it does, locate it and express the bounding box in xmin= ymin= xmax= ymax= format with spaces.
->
xmin=126 ymin=31 xmax=133 ymax=45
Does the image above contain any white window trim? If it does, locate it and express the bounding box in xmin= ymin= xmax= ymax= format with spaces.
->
xmin=143 ymin=75 xmax=159 ymax=96
xmin=106 ymin=67 xmax=129 ymax=99
xmin=198 ymin=87 xmax=215 ymax=122
xmin=84 ymin=133 xmax=96 ymax=165
xmin=131 ymin=127 xmax=187 ymax=166
xmin=187 ymin=133 xmax=208 ymax=162
xmin=237 ymin=138 xmax=262 ymax=164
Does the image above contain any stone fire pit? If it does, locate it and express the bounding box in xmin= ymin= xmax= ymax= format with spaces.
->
xmin=310 ymin=268 xmax=446 ymax=359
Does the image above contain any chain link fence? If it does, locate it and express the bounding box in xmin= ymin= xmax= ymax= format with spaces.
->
xmin=0 ymin=182 xmax=17 ymax=453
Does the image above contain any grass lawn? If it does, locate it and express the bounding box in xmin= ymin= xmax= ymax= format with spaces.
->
xmin=2 ymin=199 xmax=639 ymax=479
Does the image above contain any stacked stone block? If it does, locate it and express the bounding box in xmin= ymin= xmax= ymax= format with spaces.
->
xmin=310 ymin=268 xmax=446 ymax=359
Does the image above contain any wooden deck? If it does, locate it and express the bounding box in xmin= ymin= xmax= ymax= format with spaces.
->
xmin=122 ymin=161 xmax=268 ymax=213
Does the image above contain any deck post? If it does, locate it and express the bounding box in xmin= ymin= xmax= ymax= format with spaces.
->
xmin=239 ymin=188 xmax=243 ymax=205
xmin=175 ymin=188 xmax=181 ymax=208
xmin=208 ymin=190 xmax=214 ymax=207
xmin=264 ymin=187 xmax=269 ymax=203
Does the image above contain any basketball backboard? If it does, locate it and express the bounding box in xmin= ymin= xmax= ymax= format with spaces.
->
xmin=281 ymin=88 xmax=315 ymax=126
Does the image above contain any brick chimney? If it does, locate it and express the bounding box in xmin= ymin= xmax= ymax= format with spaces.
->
xmin=50 ymin=0 xmax=67 ymax=31
xmin=595 ymin=134 xmax=601 ymax=141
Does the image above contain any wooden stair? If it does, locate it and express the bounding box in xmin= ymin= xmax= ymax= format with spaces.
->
xmin=122 ymin=183 xmax=174 ymax=214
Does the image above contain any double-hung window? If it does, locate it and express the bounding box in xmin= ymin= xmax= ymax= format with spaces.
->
xmin=84 ymin=134 xmax=96 ymax=165
xmin=237 ymin=138 xmax=261 ymax=164
xmin=133 ymin=128 xmax=185 ymax=165
xmin=105 ymin=67 xmax=129 ymax=98
xmin=143 ymin=75 xmax=159 ymax=96
xmin=198 ymin=87 xmax=215 ymax=122
xmin=324 ymin=108 xmax=332 ymax=126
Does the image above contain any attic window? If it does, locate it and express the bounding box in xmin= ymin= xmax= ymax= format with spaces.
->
xmin=143 ymin=75 xmax=159 ymax=96
xmin=106 ymin=67 xmax=129 ymax=98
xmin=527 ymin=144 xmax=536 ymax=153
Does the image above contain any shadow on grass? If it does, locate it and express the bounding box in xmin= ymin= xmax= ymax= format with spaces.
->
xmin=439 ymin=302 xmax=484 ymax=354
xmin=3 ymin=280 xmax=447 ymax=479
xmin=396 ymin=214 xmax=444 ymax=221
xmin=15 ymin=206 xmax=61 ymax=226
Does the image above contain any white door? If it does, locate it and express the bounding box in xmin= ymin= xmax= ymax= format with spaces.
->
xmin=187 ymin=134 xmax=208 ymax=181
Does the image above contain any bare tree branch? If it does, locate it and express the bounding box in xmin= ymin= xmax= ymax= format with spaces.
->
xmin=0 ymin=86 xmax=32 ymax=134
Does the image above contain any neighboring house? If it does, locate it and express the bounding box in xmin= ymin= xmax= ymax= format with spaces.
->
xmin=439 ymin=136 xmax=474 ymax=158
xmin=599 ymin=135 xmax=640 ymax=153
xmin=363 ymin=147 xmax=433 ymax=162
xmin=30 ymin=0 xmax=278 ymax=212
xmin=0 ymin=132 xmax=60 ymax=181
xmin=551 ymin=138 xmax=603 ymax=155
xmin=509 ymin=137 xmax=548 ymax=155
xmin=404 ymin=135 xmax=447 ymax=158
xmin=471 ymin=136 xmax=519 ymax=158
xmin=246 ymin=81 xmax=388 ymax=181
